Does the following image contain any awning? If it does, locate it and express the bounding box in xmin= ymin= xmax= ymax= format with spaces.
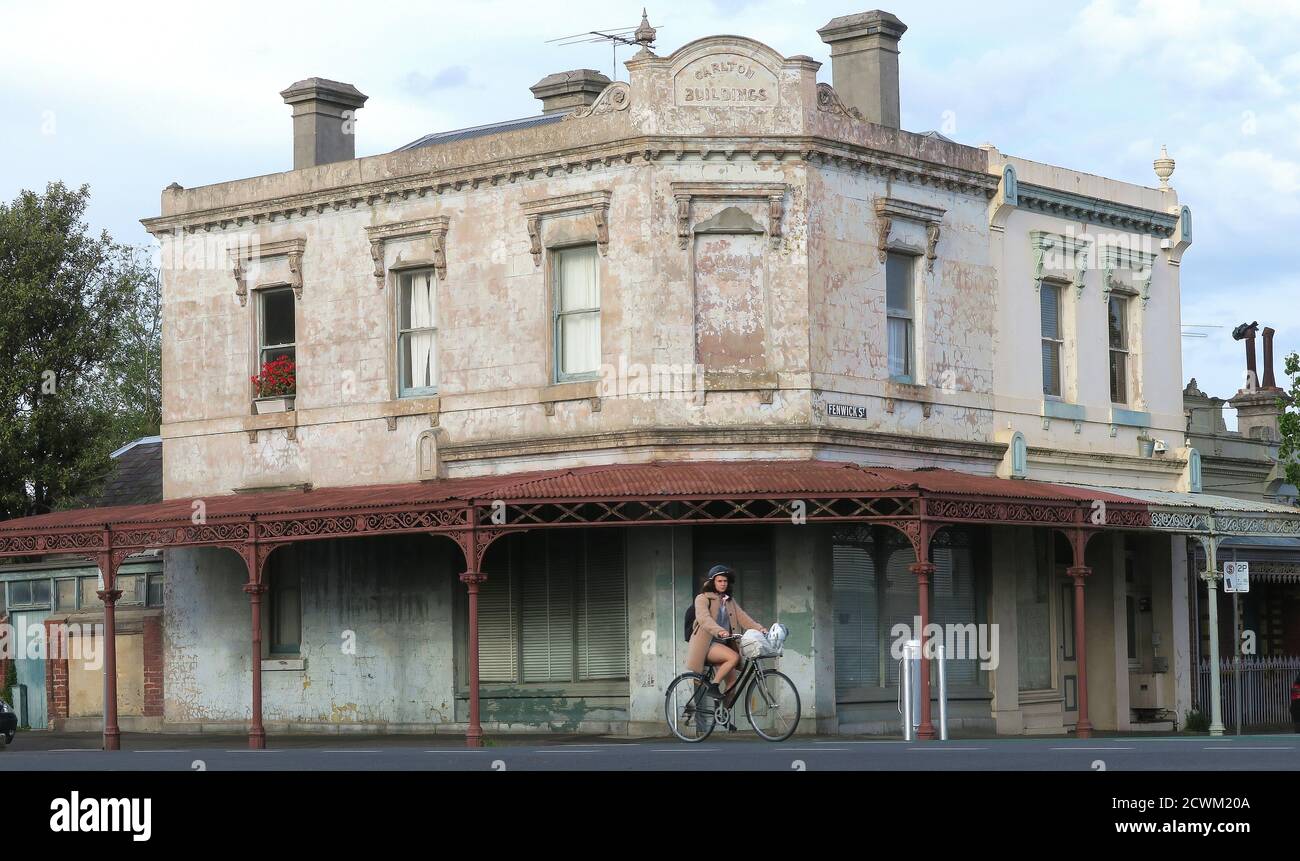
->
xmin=1061 ymin=485 xmax=1300 ymax=539
xmin=0 ymin=460 xmax=1152 ymax=563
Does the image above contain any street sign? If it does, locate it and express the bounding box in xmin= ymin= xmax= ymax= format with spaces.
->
xmin=1223 ymin=561 xmax=1250 ymax=593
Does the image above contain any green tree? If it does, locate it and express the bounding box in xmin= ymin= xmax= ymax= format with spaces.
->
xmin=1279 ymin=351 xmax=1300 ymax=489
xmin=0 ymin=182 xmax=158 ymax=519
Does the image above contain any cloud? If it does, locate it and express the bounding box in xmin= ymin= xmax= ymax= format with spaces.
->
xmin=401 ymin=65 xmax=472 ymax=95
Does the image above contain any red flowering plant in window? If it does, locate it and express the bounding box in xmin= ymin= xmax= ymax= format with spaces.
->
xmin=251 ymin=355 xmax=296 ymax=398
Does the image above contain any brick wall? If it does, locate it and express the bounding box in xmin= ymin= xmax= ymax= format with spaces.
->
xmin=142 ymin=615 xmax=163 ymax=717
xmin=44 ymin=619 xmax=69 ymax=725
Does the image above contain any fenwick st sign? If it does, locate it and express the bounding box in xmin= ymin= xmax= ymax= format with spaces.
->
xmin=827 ymin=403 xmax=868 ymax=419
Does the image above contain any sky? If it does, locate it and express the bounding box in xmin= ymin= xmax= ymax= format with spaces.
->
xmin=2 ymin=0 xmax=1298 ymax=414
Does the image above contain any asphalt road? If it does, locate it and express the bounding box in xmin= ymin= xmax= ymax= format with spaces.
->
xmin=1 ymin=732 xmax=1298 ymax=770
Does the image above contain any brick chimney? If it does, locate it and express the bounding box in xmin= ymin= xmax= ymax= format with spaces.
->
xmin=817 ymin=10 xmax=907 ymax=129
xmin=280 ymin=78 xmax=369 ymax=170
xmin=529 ymin=69 xmax=611 ymax=114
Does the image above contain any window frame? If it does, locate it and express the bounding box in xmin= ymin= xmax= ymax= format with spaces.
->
xmin=1040 ymin=282 xmax=1064 ymax=398
xmin=396 ymin=267 xmax=440 ymax=398
xmin=256 ymin=285 xmax=297 ymax=392
xmin=267 ymin=551 xmax=302 ymax=657
xmin=1108 ymin=294 xmax=1130 ymax=405
xmin=885 ymin=251 xmax=916 ymax=383
xmin=551 ymin=244 xmax=602 ymax=383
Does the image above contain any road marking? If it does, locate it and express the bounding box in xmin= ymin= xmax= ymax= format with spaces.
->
xmin=223 ymin=749 xmax=284 ymax=753
xmin=135 ymin=750 xmax=192 ymax=753
xmin=425 ymin=749 xmax=492 ymax=753
xmin=1050 ymin=747 xmax=1134 ymax=751
xmin=322 ymin=749 xmax=382 ymax=753
xmin=907 ymin=746 xmax=988 ymax=751
xmin=652 ymin=748 xmax=719 ymax=752
xmin=817 ymin=740 xmax=906 ymax=744
xmin=785 ymin=747 xmax=848 ymax=751
xmin=1202 ymin=746 xmax=1293 ymax=751
xmin=50 ymin=748 xmax=99 ymax=752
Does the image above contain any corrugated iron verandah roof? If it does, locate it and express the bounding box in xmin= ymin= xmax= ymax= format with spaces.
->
xmin=0 ymin=460 xmax=1151 ymax=564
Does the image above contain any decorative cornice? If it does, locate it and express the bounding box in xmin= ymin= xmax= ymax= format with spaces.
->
xmin=364 ymin=216 xmax=450 ymax=288
xmin=229 ymin=238 xmax=306 ymax=306
xmin=670 ymin=181 xmax=787 ymax=249
xmin=519 ymin=189 xmax=612 ymax=264
xmin=1017 ymin=182 xmax=1177 ymax=237
xmin=141 ymin=137 xmax=999 ymax=236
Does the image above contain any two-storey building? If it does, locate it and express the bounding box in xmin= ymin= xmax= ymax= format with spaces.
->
xmin=18 ymin=9 xmax=1291 ymax=750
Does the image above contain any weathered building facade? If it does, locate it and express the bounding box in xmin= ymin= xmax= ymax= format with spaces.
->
xmin=127 ymin=9 xmax=1215 ymax=739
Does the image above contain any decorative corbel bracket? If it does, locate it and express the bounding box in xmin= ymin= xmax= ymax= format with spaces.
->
xmin=925 ymin=222 xmax=941 ymax=272
xmin=519 ymin=190 xmax=613 ymax=266
xmin=229 ymin=237 xmax=307 ymax=306
xmin=876 ymin=215 xmax=893 ymax=263
xmin=874 ymin=197 xmax=946 ymax=267
xmin=364 ymin=216 xmax=451 ymax=289
xmin=669 ymin=182 xmax=787 ymax=251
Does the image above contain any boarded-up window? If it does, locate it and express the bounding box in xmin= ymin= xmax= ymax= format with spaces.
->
xmin=693 ymin=231 xmax=767 ymax=371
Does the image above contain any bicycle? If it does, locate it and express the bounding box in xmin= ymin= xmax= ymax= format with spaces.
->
xmin=664 ymin=635 xmax=801 ymax=742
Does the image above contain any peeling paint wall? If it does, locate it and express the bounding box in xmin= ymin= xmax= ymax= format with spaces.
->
xmin=163 ymin=537 xmax=457 ymax=729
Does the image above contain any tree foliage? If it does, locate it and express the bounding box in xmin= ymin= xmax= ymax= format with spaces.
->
xmin=0 ymin=182 xmax=160 ymax=519
xmin=1279 ymin=351 xmax=1300 ymax=490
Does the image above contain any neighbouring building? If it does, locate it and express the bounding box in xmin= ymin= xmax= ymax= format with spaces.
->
xmin=1183 ymin=327 xmax=1299 ymax=728
xmin=3 ymin=9 xmax=1297 ymax=748
xmin=0 ymin=437 xmax=164 ymax=731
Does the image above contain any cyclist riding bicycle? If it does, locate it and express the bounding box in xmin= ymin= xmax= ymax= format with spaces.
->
xmin=685 ymin=564 xmax=767 ymax=704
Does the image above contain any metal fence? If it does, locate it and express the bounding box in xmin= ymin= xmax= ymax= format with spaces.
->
xmin=1195 ymin=656 xmax=1300 ymax=730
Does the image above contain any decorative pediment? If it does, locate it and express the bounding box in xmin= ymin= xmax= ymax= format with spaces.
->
xmin=1101 ymin=245 xmax=1157 ymax=307
xmin=565 ymin=82 xmax=631 ymax=119
xmin=815 ymin=83 xmax=864 ymax=122
xmin=364 ymin=216 xmax=450 ymax=289
xmin=1030 ymin=231 xmax=1090 ymax=298
xmin=874 ymin=197 xmax=945 ymax=270
xmin=229 ymin=238 xmax=306 ymax=306
xmin=670 ymin=181 xmax=786 ymax=249
xmin=519 ymin=190 xmax=612 ymax=265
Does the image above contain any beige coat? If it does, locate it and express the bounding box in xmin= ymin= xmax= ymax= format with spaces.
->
xmin=685 ymin=592 xmax=763 ymax=674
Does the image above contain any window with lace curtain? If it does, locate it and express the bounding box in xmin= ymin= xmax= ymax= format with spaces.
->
xmin=553 ymin=245 xmax=600 ymax=381
xmin=885 ymin=252 xmax=914 ymax=382
xmin=398 ymin=269 xmax=438 ymax=397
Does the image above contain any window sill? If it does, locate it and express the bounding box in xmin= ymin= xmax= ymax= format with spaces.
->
xmin=262 ymin=657 xmax=305 ymax=672
xmin=1041 ymin=399 xmax=1085 ymax=421
xmin=1110 ymin=406 xmax=1151 ymax=428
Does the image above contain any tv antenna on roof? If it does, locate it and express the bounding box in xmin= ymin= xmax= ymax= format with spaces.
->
xmin=546 ymin=9 xmax=659 ymax=81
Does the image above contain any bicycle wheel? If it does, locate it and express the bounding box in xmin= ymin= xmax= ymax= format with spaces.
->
xmin=665 ymin=672 xmax=718 ymax=743
xmin=744 ymin=668 xmax=800 ymax=742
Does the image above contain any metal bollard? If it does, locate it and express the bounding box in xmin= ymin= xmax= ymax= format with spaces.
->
xmin=900 ymin=639 xmax=919 ymax=741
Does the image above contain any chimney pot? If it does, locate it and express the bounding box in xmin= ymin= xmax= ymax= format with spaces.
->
xmin=529 ymin=69 xmax=611 ymax=114
xmin=280 ymin=78 xmax=369 ymax=170
xmin=817 ymin=10 xmax=907 ymax=129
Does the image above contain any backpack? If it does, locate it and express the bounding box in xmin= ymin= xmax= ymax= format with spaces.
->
xmin=683 ymin=604 xmax=696 ymax=643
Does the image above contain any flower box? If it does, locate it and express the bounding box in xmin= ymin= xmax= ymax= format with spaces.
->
xmin=254 ymin=395 xmax=295 ymax=415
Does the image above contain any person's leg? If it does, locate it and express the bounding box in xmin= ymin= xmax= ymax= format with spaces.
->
xmin=709 ymin=643 xmax=739 ymax=691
